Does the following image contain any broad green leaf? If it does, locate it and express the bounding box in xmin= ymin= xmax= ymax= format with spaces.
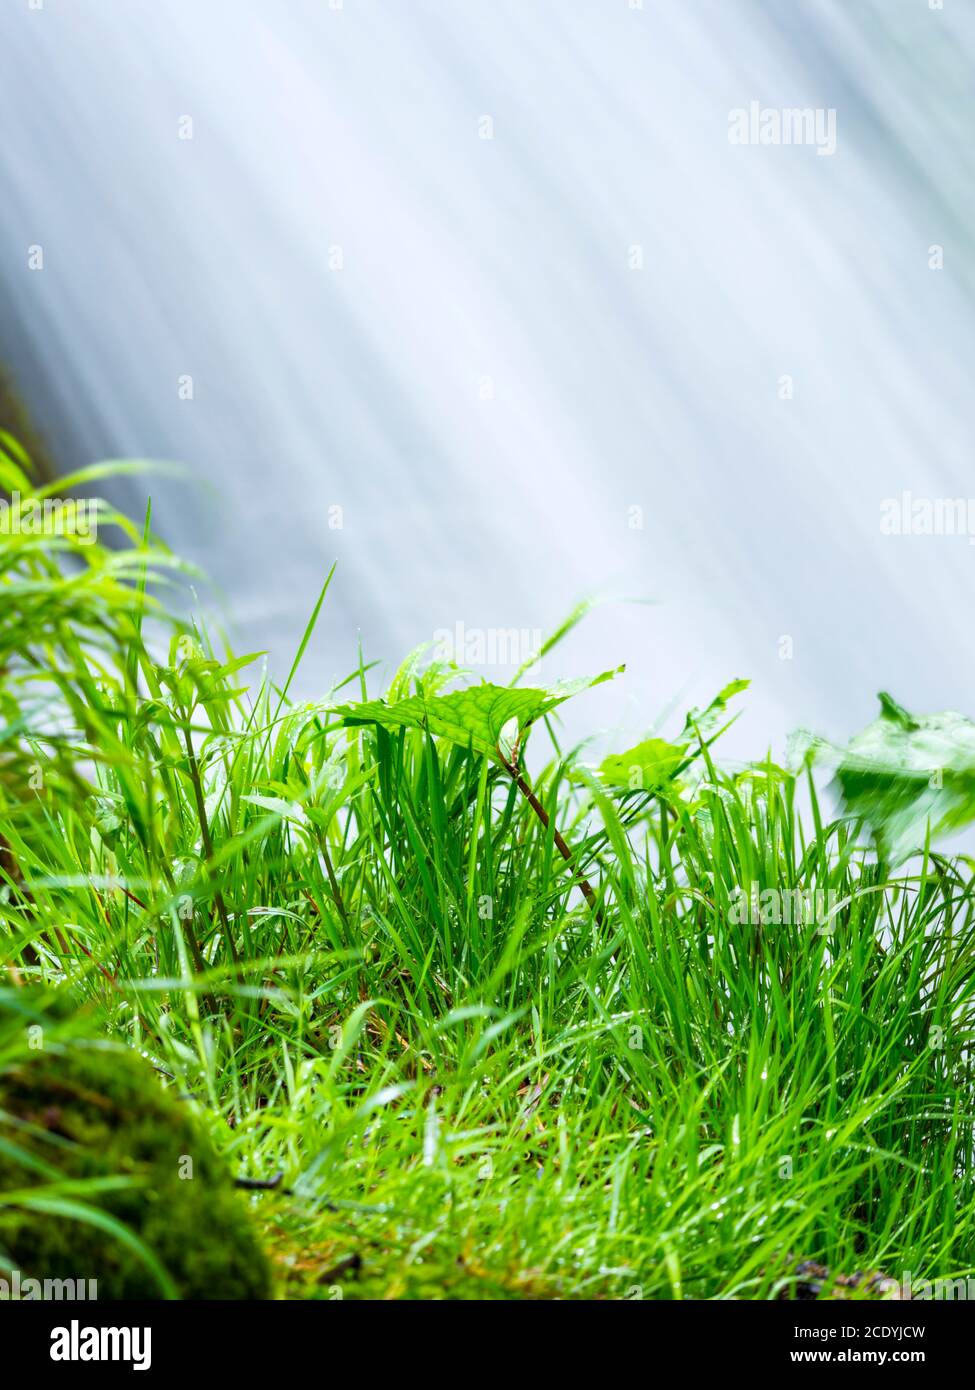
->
xmin=336 ymin=667 xmax=623 ymax=760
xmin=597 ymin=678 xmax=749 ymax=793
xmin=599 ymin=736 xmax=686 ymax=791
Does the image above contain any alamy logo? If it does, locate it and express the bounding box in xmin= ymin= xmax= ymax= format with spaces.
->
xmin=900 ymin=1270 xmax=975 ymax=1300
xmin=50 ymin=1320 xmax=151 ymax=1371
xmin=728 ymin=885 xmax=839 ymax=931
xmin=728 ymin=101 xmax=837 ymax=156
xmin=880 ymin=492 xmax=975 ymax=543
xmin=0 ymin=1268 xmax=97 ymax=1300
xmin=0 ymin=491 xmax=97 ymax=545
xmin=433 ymin=621 xmax=542 ymax=673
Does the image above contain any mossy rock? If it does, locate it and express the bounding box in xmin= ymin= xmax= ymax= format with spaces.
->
xmin=0 ymin=1042 xmax=272 ymax=1299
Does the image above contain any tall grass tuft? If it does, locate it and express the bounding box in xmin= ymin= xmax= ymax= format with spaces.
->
xmin=2 ymin=438 xmax=974 ymax=1299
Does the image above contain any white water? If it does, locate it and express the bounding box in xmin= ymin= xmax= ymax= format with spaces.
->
xmin=1 ymin=0 xmax=974 ymax=762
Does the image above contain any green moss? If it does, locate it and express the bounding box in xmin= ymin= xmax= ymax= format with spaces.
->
xmin=0 ymin=1043 xmax=272 ymax=1299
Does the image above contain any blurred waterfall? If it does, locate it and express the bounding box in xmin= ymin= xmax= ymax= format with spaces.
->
xmin=1 ymin=0 xmax=974 ymax=760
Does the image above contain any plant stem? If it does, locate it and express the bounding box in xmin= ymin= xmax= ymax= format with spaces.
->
xmin=319 ymin=833 xmax=350 ymax=930
xmin=501 ymin=755 xmax=602 ymax=925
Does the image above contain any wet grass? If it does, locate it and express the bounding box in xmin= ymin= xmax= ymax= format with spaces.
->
xmin=2 ymin=441 xmax=975 ymax=1299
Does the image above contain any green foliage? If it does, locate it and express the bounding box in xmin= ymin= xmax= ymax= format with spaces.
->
xmin=2 ymin=438 xmax=975 ymax=1300
xmin=810 ymin=691 xmax=975 ymax=863
xmin=335 ymin=667 xmax=623 ymax=762
xmin=599 ymin=736 xmax=685 ymax=791
xmin=597 ymin=679 xmax=749 ymax=792
xmin=681 ymin=676 xmax=751 ymax=737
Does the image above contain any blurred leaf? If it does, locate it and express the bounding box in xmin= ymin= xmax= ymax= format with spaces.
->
xmin=827 ymin=691 xmax=975 ymax=862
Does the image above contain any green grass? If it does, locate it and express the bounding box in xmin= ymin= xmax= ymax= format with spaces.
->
xmin=2 ymin=438 xmax=975 ymax=1300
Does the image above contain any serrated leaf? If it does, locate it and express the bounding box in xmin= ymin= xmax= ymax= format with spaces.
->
xmin=336 ymin=667 xmax=623 ymax=760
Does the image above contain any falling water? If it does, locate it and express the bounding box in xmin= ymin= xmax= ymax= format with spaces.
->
xmin=1 ymin=0 xmax=974 ymax=762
